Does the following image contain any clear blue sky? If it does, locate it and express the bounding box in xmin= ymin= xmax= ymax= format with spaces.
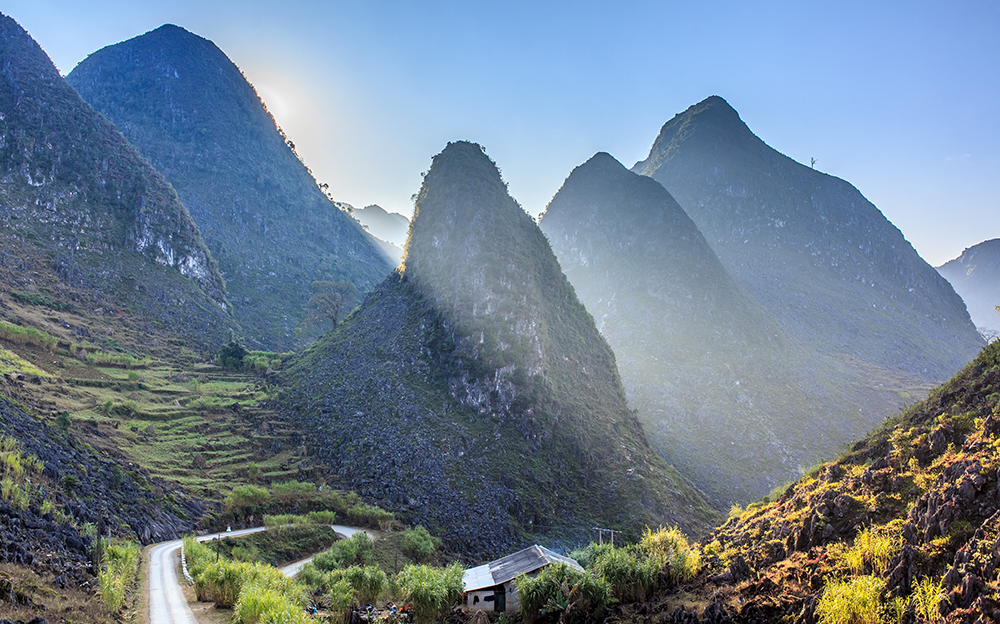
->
xmin=7 ymin=0 xmax=998 ymax=266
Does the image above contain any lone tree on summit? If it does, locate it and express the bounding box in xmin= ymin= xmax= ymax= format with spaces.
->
xmin=305 ymin=281 xmax=358 ymax=330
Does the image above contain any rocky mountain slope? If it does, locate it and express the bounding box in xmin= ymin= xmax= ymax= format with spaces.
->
xmin=938 ymin=239 xmax=1000 ymax=339
xmin=283 ymin=142 xmax=718 ymax=557
xmin=633 ymin=96 xmax=983 ymax=382
xmin=0 ymin=14 xmax=232 ymax=348
xmin=539 ymin=153 xmax=906 ymax=504
xmin=606 ymin=338 xmax=1000 ymax=624
xmin=67 ymin=24 xmax=393 ymax=350
xmin=353 ymin=204 xmax=410 ymax=248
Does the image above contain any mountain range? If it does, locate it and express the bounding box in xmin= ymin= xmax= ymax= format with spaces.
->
xmin=540 ymin=153 xmax=860 ymax=502
xmin=67 ymin=25 xmax=393 ymax=349
xmin=283 ymin=142 xmax=718 ymax=555
xmin=937 ymin=239 xmax=1000 ymax=339
xmin=632 ymin=96 xmax=983 ymax=380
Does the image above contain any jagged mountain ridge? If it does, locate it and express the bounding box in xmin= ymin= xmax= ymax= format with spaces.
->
xmin=539 ymin=153 xmax=910 ymax=503
xmin=67 ymin=24 xmax=393 ymax=349
xmin=633 ymin=96 xmax=983 ymax=381
xmin=284 ymin=142 xmax=718 ymax=557
xmin=0 ymin=13 xmax=232 ymax=345
xmin=938 ymin=239 xmax=1000 ymax=338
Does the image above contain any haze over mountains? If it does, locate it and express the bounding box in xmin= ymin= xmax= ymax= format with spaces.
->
xmin=937 ymin=239 xmax=1000 ymax=338
xmin=353 ymin=204 xmax=410 ymax=248
xmin=633 ymin=96 xmax=982 ymax=380
xmin=0 ymin=14 xmax=232 ymax=346
xmin=283 ymin=142 xmax=717 ymax=555
xmin=540 ymin=154 xmax=853 ymax=501
xmin=67 ymin=25 xmax=393 ymax=349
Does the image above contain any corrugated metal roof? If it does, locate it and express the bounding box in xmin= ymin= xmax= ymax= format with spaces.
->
xmin=462 ymin=545 xmax=584 ymax=591
xmin=463 ymin=564 xmax=495 ymax=592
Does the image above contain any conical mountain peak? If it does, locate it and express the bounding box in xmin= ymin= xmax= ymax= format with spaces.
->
xmin=69 ymin=23 xmax=391 ymax=349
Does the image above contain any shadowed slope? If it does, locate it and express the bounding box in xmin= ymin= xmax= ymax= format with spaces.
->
xmin=541 ymin=153 xmax=907 ymax=503
xmin=284 ymin=142 xmax=718 ymax=556
xmin=938 ymin=239 xmax=1000 ymax=338
xmin=0 ymin=13 xmax=232 ymax=346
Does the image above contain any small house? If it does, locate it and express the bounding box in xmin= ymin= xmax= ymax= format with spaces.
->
xmin=462 ymin=545 xmax=584 ymax=613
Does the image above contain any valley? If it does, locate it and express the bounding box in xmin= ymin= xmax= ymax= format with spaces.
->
xmin=0 ymin=8 xmax=997 ymax=624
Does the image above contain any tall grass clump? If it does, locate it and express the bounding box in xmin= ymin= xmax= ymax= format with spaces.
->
xmin=99 ymin=539 xmax=141 ymax=614
xmin=326 ymin=576 xmax=354 ymax=624
xmin=393 ymin=563 xmax=464 ymax=624
xmin=0 ymin=320 xmax=56 ymax=349
xmin=589 ymin=546 xmax=661 ymax=602
xmin=641 ymin=526 xmax=701 ymax=582
xmin=815 ymin=575 xmax=885 ymax=624
xmin=233 ymin=583 xmax=312 ymax=624
xmin=911 ymin=576 xmax=945 ymax=621
xmin=346 ymin=565 xmax=387 ymax=606
xmin=515 ymin=562 xmax=610 ymax=624
xmin=843 ymin=526 xmax=903 ymax=575
xmin=568 ymin=542 xmax=614 ymax=569
xmin=86 ymin=351 xmax=151 ymax=368
xmin=0 ymin=436 xmax=44 ymax=510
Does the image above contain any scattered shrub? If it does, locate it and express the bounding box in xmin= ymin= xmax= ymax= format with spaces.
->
xmin=312 ymin=532 xmax=373 ymax=570
xmin=0 ymin=319 xmax=56 ymax=349
xmin=401 ymin=526 xmax=440 ymax=562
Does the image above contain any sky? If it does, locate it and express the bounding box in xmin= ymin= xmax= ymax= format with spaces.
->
xmin=6 ymin=0 xmax=998 ymax=266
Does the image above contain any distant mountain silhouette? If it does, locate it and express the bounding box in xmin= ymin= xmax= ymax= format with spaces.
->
xmin=540 ymin=153 xmax=917 ymax=503
xmin=0 ymin=14 xmax=232 ymax=345
xmin=284 ymin=143 xmax=718 ymax=556
xmin=633 ymin=96 xmax=982 ymax=381
xmin=353 ymin=204 xmax=410 ymax=248
xmin=68 ymin=25 xmax=393 ymax=350
xmin=938 ymin=239 xmax=1000 ymax=337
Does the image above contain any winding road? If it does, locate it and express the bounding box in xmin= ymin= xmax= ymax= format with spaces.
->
xmin=146 ymin=525 xmax=375 ymax=624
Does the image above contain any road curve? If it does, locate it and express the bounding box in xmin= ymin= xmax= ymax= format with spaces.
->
xmin=147 ymin=525 xmax=374 ymax=623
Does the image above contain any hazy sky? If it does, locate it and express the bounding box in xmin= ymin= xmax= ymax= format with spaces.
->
xmin=7 ymin=0 xmax=998 ymax=266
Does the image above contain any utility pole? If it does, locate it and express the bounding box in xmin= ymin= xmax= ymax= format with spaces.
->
xmin=593 ymin=527 xmax=620 ymax=546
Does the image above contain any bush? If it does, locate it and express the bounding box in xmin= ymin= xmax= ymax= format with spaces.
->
xmin=225 ymin=484 xmax=272 ymax=515
xmin=641 ymin=526 xmax=701 ymax=582
xmin=346 ymin=503 xmax=395 ymax=529
xmin=272 ymin=480 xmax=317 ymax=500
xmin=312 ymin=532 xmax=374 ymax=571
xmin=401 ymin=526 xmax=440 ymax=562
xmin=393 ymin=563 xmax=464 ymax=624
xmin=815 ymin=575 xmax=885 ymax=624
xmin=515 ymin=562 xmax=610 ymax=624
